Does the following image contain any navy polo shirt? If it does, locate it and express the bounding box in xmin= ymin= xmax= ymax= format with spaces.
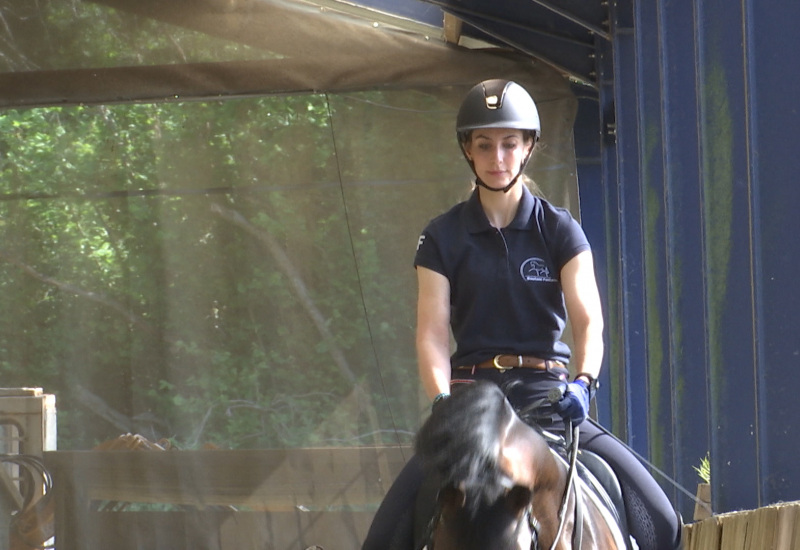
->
xmin=414 ymin=186 xmax=591 ymax=367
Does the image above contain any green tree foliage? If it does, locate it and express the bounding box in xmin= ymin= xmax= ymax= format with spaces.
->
xmin=0 ymin=0 xmax=267 ymax=72
xmin=0 ymin=90 xmax=458 ymax=450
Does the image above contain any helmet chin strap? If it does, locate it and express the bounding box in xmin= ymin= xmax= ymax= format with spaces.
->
xmin=476 ymin=173 xmax=521 ymax=193
xmin=472 ymin=148 xmax=533 ymax=194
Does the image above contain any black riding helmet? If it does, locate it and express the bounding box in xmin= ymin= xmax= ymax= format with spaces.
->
xmin=456 ymin=79 xmax=541 ymax=193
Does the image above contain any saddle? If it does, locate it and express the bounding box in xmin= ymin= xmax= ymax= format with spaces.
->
xmin=575 ymin=449 xmax=633 ymax=549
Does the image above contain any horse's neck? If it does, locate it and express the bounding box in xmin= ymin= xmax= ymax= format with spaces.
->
xmin=499 ymin=416 xmax=563 ymax=492
xmin=547 ymin=447 xmax=630 ymax=550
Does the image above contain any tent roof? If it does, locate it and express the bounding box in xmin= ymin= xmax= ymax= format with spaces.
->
xmin=350 ymin=0 xmax=607 ymax=86
xmin=0 ymin=0 xmax=596 ymax=108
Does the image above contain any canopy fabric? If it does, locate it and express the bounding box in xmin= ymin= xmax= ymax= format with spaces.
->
xmin=1 ymin=0 xmax=573 ymax=108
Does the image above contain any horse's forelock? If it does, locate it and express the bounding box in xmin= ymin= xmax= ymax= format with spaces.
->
xmin=415 ymin=381 xmax=512 ymax=512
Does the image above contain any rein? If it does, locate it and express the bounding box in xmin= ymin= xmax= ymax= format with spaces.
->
xmin=416 ymin=506 xmax=440 ymax=550
xmin=542 ymin=421 xmax=582 ymax=550
xmin=518 ymin=387 xmax=584 ymax=550
xmin=586 ymin=417 xmax=711 ymax=517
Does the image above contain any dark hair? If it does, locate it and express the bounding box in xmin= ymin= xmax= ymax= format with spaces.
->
xmin=460 ymin=128 xmax=538 ymax=147
xmin=415 ymin=381 xmax=511 ymax=513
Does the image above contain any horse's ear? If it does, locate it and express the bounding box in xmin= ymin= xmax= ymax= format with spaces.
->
xmin=506 ymin=485 xmax=533 ymax=515
xmin=438 ymin=484 xmax=467 ymax=509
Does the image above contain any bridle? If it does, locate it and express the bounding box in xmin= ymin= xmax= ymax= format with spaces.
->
xmin=416 ymin=502 xmax=539 ymax=550
xmin=417 ymin=422 xmax=584 ymax=550
xmin=418 ymin=383 xmax=591 ymax=550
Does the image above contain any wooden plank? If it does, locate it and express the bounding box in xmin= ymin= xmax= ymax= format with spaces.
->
xmin=219 ymin=510 xmax=374 ymax=549
xmin=443 ymin=13 xmax=462 ymax=45
xmin=719 ymin=509 xmax=748 ymax=549
xmin=58 ymin=510 xmax=376 ymax=550
xmin=44 ymin=447 xmax=411 ymax=550
xmin=750 ymin=505 xmax=777 ymax=549
xmin=685 ymin=514 xmax=721 ymax=550
xmin=773 ymin=503 xmax=800 ymax=550
xmin=684 ymin=502 xmax=800 ymax=550
xmin=44 ymin=447 xmax=410 ymax=510
xmin=0 ymin=463 xmax=24 ymax=510
xmin=86 ymin=511 xmax=220 ymax=550
xmin=0 ymin=388 xmax=43 ymax=397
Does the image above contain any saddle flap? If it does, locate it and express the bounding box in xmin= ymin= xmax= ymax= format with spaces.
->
xmin=577 ymin=450 xmax=631 ymax=544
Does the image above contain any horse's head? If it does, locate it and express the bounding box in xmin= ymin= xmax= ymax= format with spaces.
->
xmin=415 ymin=381 xmax=627 ymax=550
xmin=416 ymin=381 xmax=565 ymax=550
xmin=431 ymin=482 xmax=536 ymax=550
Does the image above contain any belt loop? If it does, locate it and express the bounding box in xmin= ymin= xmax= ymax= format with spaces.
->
xmin=545 ymin=360 xmax=552 ymax=372
xmin=517 ymin=355 xmax=523 ymax=368
xmin=471 ymin=365 xmax=476 ymax=375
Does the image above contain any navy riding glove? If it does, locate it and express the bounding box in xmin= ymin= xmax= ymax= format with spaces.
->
xmin=553 ymin=380 xmax=591 ymax=425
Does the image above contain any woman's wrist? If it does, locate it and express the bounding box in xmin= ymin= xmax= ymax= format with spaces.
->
xmin=431 ymin=392 xmax=450 ymax=411
xmin=574 ymin=372 xmax=599 ymax=398
xmin=432 ymin=392 xmax=450 ymax=405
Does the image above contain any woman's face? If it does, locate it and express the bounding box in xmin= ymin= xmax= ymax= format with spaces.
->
xmin=464 ymin=128 xmax=533 ymax=190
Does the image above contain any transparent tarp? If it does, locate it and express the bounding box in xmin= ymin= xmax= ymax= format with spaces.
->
xmin=0 ymin=0 xmax=579 ymax=547
xmin=1 ymin=87 xmax=579 ymax=447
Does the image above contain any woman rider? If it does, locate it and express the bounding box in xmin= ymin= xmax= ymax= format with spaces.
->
xmin=362 ymin=79 xmax=682 ymax=550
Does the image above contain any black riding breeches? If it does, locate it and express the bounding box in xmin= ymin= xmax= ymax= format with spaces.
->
xmin=361 ymin=453 xmax=423 ymax=550
xmin=579 ymin=420 xmax=682 ymax=550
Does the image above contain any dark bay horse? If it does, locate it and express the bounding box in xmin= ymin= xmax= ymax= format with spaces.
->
xmin=414 ymin=380 xmax=627 ymax=550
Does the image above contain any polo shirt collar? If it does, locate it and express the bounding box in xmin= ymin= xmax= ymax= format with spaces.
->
xmin=465 ymin=185 xmax=536 ymax=233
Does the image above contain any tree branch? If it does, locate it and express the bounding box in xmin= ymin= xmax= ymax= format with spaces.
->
xmin=0 ymin=249 xmax=157 ymax=336
xmin=210 ymin=202 xmax=359 ymax=384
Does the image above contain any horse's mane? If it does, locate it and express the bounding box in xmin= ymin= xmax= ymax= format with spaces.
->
xmin=415 ymin=381 xmax=512 ymax=512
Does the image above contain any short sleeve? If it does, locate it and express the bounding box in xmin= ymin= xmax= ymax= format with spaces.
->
xmin=413 ymin=227 xmax=447 ymax=276
xmin=548 ymin=208 xmax=591 ymax=271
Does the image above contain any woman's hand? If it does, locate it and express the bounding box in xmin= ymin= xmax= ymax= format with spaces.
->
xmin=553 ymin=380 xmax=591 ymax=425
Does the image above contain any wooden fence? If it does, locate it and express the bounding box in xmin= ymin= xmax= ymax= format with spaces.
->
xmin=41 ymin=445 xmax=800 ymax=550
xmin=684 ymin=501 xmax=800 ymax=550
xmin=43 ymin=446 xmax=413 ymax=550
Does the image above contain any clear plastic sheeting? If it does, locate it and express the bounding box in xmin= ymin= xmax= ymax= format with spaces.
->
xmin=0 ymin=0 xmax=579 ymax=547
xmin=0 ymin=85 xmax=578 ymax=451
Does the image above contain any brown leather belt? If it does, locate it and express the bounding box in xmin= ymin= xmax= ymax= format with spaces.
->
xmin=456 ymin=354 xmax=565 ymax=373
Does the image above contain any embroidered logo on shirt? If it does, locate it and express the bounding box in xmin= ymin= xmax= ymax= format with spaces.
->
xmin=520 ymin=257 xmax=557 ymax=282
xmin=416 ymin=234 xmax=426 ymax=251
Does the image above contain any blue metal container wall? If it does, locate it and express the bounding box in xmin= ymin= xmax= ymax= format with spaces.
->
xmin=748 ymin=0 xmax=800 ymax=504
xmin=657 ymin=0 xmax=710 ymax=513
xmin=697 ymin=0 xmax=761 ymax=512
xmin=594 ymin=0 xmax=800 ymax=514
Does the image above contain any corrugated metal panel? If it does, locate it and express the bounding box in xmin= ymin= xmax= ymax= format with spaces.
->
xmin=593 ymin=0 xmax=800 ymax=515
